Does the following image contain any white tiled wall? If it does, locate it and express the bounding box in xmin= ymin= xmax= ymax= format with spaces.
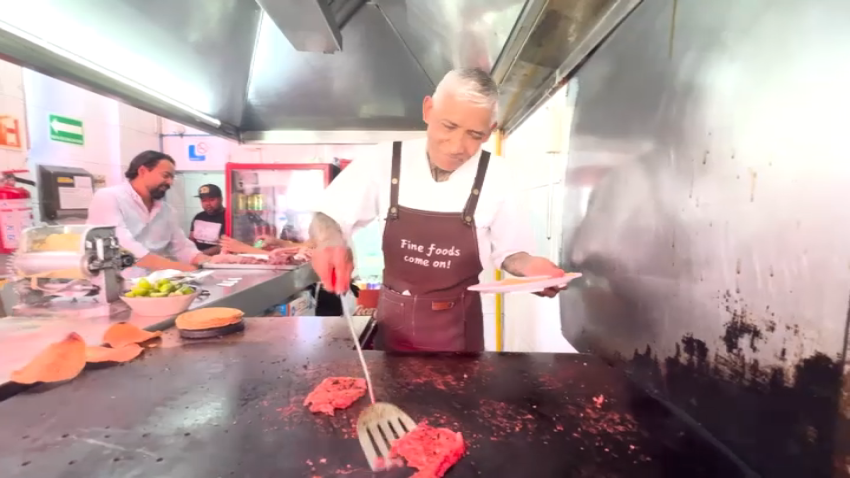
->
xmin=160 ymin=119 xmax=373 ymax=171
xmin=116 ymin=102 xmax=160 ymax=178
xmin=21 ymin=68 xmax=160 ymax=223
xmin=0 ymin=60 xmax=28 ymax=172
xmin=500 ymin=81 xmax=578 ymax=354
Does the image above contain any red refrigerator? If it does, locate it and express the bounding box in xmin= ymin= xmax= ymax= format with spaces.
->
xmin=224 ymin=163 xmax=339 ymax=246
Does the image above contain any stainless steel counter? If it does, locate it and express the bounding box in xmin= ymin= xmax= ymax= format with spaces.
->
xmin=0 ymin=265 xmax=318 ymax=387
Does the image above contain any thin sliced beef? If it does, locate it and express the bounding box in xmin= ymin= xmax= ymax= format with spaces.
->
xmin=303 ymin=377 xmax=367 ymax=416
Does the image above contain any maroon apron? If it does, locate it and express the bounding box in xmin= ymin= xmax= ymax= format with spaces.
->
xmin=375 ymin=141 xmax=491 ymax=352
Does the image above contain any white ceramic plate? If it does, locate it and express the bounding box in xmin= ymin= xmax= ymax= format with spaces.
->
xmin=468 ymin=273 xmax=583 ymax=294
xmin=120 ymin=290 xmax=200 ymax=316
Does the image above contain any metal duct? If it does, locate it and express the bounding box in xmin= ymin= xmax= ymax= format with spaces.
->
xmin=499 ymin=0 xmax=643 ymax=134
xmin=255 ymin=0 xmax=343 ymax=53
xmin=0 ymin=0 xmax=640 ymax=142
xmin=330 ymin=0 xmax=368 ymax=30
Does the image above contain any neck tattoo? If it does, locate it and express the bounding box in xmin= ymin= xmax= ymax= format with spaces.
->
xmin=427 ymin=155 xmax=453 ymax=183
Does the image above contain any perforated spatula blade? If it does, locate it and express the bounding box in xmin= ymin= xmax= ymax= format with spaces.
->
xmin=338 ymin=288 xmax=415 ymax=470
xmin=356 ymin=402 xmax=418 ymax=470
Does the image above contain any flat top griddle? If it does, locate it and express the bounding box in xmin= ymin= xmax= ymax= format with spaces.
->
xmin=0 ymin=317 xmax=749 ymax=478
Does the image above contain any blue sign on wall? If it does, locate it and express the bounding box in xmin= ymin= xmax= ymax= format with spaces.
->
xmin=188 ymin=144 xmax=206 ymax=162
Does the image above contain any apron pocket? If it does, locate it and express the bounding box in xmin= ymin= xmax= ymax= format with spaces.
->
xmin=406 ymin=294 xmax=468 ymax=352
xmin=376 ymin=290 xmax=412 ymax=350
xmin=377 ymin=289 xmax=482 ymax=352
xmin=376 ymin=291 xmax=406 ymax=322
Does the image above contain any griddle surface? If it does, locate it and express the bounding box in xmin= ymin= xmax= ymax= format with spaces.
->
xmin=0 ymin=317 xmax=747 ymax=477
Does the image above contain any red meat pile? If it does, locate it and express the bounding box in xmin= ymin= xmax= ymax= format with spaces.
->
xmin=208 ymin=249 xmax=309 ymax=266
xmin=267 ymin=248 xmax=301 ymax=265
xmin=389 ymin=423 xmax=466 ymax=478
xmin=303 ymin=377 xmax=367 ymax=416
xmin=208 ymin=254 xmax=264 ymax=264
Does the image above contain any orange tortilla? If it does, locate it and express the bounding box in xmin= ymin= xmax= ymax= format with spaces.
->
xmin=176 ymin=307 xmax=244 ymax=331
xmin=103 ymin=323 xmax=162 ymax=348
xmin=11 ymin=332 xmax=87 ymax=384
xmin=85 ymin=344 xmax=144 ymax=363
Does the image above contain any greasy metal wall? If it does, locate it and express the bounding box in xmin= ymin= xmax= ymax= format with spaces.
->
xmin=558 ymin=0 xmax=850 ymax=476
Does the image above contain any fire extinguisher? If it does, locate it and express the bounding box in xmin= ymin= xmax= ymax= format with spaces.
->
xmin=0 ymin=170 xmax=35 ymax=254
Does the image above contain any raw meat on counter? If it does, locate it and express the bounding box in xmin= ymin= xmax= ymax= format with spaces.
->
xmin=389 ymin=423 xmax=466 ymax=478
xmin=208 ymin=247 xmax=310 ymax=266
xmin=303 ymin=377 xmax=367 ymax=416
xmin=208 ymin=254 xmax=264 ymax=265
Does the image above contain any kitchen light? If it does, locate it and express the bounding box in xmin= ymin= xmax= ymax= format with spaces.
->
xmin=0 ymin=20 xmax=222 ymax=128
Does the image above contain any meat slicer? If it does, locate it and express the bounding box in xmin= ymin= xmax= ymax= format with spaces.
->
xmin=9 ymin=225 xmax=135 ymax=317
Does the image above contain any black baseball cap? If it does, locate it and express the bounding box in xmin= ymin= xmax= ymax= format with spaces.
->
xmin=196 ymin=184 xmax=222 ymax=199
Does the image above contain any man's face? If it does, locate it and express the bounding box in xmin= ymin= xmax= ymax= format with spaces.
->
xmin=201 ymin=197 xmax=222 ymax=214
xmin=140 ymin=160 xmax=175 ymax=200
xmin=422 ymin=93 xmax=495 ymax=171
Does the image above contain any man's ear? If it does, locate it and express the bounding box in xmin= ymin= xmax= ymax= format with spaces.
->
xmin=422 ymin=96 xmax=433 ymax=124
xmin=481 ymin=122 xmax=498 ymax=143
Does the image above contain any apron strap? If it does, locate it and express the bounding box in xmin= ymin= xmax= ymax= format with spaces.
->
xmin=388 ymin=141 xmax=402 ymax=220
xmin=461 ymin=150 xmax=491 ymax=226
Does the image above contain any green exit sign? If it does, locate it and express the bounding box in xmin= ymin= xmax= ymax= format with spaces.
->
xmin=49 ymin=114 xmax=84 ymax=146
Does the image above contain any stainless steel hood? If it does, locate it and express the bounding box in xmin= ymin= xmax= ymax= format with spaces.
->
xmin=0 ymin=0 xmax=639 ymax=143
xmin=256 ymin=0 xmax=343 ymax=53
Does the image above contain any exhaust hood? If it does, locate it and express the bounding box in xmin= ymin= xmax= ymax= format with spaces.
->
xmin=0 ymin=0 xmax=641 ymax=143
xmin=255 ymin=0 xmax=343 ymax=53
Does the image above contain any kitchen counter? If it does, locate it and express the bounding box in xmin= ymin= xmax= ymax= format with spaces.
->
xmin=0 ymin=265 xmax=317 ymax=390
xmin=0 ymin=316 xmax=751 ymax=478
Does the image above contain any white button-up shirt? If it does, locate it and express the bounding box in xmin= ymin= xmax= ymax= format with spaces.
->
xmin=317 ymin=138 xmax=533 ymax=271
xmin=87 ymin=182 xmax=199 ymax=277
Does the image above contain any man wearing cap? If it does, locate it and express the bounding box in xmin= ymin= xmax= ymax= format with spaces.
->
xmin=190 ymin=184 xmax=226 ymax=255
xmin=88 ymin=150 xmax=209 ymax=276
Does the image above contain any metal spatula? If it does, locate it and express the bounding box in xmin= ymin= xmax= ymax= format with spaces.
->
xmin=339 ymin=290 xmax=416 ymax=470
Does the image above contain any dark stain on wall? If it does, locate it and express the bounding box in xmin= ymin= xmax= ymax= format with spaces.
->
xmin=627 ymin=327 xmax=845 ymax=478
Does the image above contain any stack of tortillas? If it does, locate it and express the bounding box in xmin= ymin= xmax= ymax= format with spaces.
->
xmin=176 ymin=307 xmax=245 ymax=339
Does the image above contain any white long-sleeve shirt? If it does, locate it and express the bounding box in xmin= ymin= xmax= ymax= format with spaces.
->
xmin=317 ymin=138 xmax=533 ymax=271
xmin=87 ymin=182 xmax=199 ymax=277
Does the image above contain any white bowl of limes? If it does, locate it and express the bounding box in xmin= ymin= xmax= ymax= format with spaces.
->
xmin=121 ymin=278 xmax=200 ymax=317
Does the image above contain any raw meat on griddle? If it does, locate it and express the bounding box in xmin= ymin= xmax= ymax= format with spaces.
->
xmin=389 ymin=423 xmax=466 ymax=478
xmin=303 ymin=377 xmax=367 ymax=416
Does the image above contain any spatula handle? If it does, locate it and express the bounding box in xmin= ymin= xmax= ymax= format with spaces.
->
xmin=341 ymin=290 xmax=375 ymax=404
